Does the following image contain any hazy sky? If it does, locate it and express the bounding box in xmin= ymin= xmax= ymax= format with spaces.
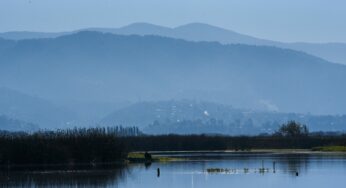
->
xmin=1 ymin=0 xmax=345 ymax=43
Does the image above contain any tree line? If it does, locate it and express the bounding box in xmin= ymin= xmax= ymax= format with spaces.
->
xmin=0 ymin=121 xmax=345 ymax=166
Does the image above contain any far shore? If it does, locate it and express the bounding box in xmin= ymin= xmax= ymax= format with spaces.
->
xmin=146 ymin=149 xmax=346 ymax=155
xmin=126 ymin=149 xmax=346 ymax=163
xmin=2 ymin=149 xmax=345 ymax=169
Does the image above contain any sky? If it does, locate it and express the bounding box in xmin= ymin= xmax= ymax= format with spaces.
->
xmin=1 ymin=0 xmax=345 ymax=43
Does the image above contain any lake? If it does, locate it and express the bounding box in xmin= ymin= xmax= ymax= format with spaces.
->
xmin=1 ymin=152 xmax=346 ymax=188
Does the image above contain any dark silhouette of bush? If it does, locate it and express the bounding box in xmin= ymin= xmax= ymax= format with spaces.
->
xmin=144 ymin=152 xmax=152 ymax=162
xmin=275 ymin=121 xmax=309 ymax=137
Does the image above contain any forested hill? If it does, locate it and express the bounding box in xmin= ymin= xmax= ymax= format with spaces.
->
xmin=101 ymin=100 xmax=346 ymax=135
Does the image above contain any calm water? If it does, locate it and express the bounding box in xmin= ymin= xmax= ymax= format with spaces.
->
xmin=1 ymin=152 xmax=346 ymax=188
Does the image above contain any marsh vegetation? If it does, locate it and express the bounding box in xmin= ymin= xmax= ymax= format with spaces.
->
xmin=0 ymin=122 xmax=345 ymax=167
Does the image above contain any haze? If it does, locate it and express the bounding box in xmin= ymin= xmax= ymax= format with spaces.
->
xmin=0 ymin=0 xmax=346 ymax=134
xmin=1 ymin=0 xmax=346 ymax=43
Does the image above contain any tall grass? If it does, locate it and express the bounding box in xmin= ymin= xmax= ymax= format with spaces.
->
xmin=0 ymin=127 xmax=140 ymax=166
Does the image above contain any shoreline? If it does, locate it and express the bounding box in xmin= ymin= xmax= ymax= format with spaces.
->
xmin=147 ymin=149 xmax=346 ymax=155
xmin=2 ymin=149 xmax=346 ymax=170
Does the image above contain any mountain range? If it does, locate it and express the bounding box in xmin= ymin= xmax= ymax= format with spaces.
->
xmin=0 ymin=23 xmax=345 ymax=65
xmin=0 ymin=31 xmax=345 ymax=115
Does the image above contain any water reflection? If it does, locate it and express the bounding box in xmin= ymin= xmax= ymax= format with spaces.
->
xmin=155 ymin=152 xmax=315 ymax=176
xmin=0 ymin=165 xmax=126 ymax=187
xmin=201 ymin=154 xmax=310 ymax=176
xmin=276 ymin=154 xmax=310 ymax=175
xmin=1 ymin=153 xmax=346 ymax=188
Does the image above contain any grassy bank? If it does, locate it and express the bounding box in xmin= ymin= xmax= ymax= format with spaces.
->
xmin=312 ymin=146 xmax=346 ymax=152
xmin=127 ymin=152 xmax=179 ymax=163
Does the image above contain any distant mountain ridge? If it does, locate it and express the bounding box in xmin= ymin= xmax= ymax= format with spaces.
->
xmin=0 ymin=31 xmax=345 ymax=115
xmin=0 ymin=115 xmax=38 ymax=131
xmin=0 ymin=31 xmax=71 ymax=40
xmin=0 ymin=87 xmax=76 ymax=128
xmin=1 ymin=22 xmax=345 ymax=64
